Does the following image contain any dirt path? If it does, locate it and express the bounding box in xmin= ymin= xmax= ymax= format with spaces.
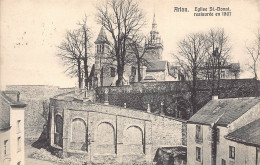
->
xmin=25 ymin=139 xmax=65 ymax=165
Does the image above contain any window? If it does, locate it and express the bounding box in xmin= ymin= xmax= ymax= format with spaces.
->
xmin=195 ymin=125 xmax=203 ymax=143
xmin=101 ymin=44 xmax=104 ymax=53
xmin=229 ymin=146 xmax=235 ymax=159
xmin=221 ymin=159 xmax=226 ymax=165
xmin=221 ymin=71 xmax=225 ymax=79
xmin=17 ymin=137 xmax=21 ymax=152
xmin=97 ymin=44 xmax=101 ymax=53
xmin=17 ymin=120 xmax=21 ymax=133
xmin=4 ymin=140 xmax=8 ymax=155
xmin=110 ymin=67 xmax=116 ymax=77
xmin=131 ymin=66 xmax=136 ymax=76
xmin=196 ymin=147 xmax=201 ymax=162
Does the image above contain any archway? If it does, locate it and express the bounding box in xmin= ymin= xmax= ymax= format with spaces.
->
xmin=55 ymin=114 xmax=63 ymax=147
xmin=95 ymin=122 xmax=115 ymax=154
xmin=124 ymin=126 xmax=144 ymax=154
xmin=71 ymin=118 xmax=87 ymax=151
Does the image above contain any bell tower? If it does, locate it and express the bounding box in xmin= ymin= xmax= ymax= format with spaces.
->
xmin=145 ymin=13 xmax=163 ymax=61
xmin=94 ymin=26 xmax=109 ymax=87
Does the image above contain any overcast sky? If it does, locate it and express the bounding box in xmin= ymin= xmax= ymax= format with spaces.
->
xmin=1 ymin=0 xmax=260 ymax=89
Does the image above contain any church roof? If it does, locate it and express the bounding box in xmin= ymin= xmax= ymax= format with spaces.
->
xmin=146 ymin=61 xmax=168 ymax=72
xmin=95 ymin=26 xmax=109 ymax=44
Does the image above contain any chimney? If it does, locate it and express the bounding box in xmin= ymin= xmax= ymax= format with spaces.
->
xmin=104 ymin=88 xmax=109 ymax=105
xmin=147 ymin=103 xmax=151 ymax=113
xmin=160 ymin=101 xmax=165 ymax=116
xmin=212 ymin=95 xmax=218 ymax=100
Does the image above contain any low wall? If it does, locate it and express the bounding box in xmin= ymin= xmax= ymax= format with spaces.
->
xmin=50 ymin=99 xmax=186 ymax=163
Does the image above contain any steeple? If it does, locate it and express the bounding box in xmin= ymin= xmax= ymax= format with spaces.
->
xmin=152 ymin=13 xmax=157 ymax=31
xmin=95 ymin=26 xmax=109 ymax=44
xmin=144 ymin=13 xmax=163 ymax=61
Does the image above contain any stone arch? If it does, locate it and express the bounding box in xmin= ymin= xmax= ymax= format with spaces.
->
xmin=70 ymin=118 xmax=87 ymax=151
xmin=55 ymin=114 xmax=63 ymax=147
xmin=95 ymin=122 xmax=116 ymax=154
xmin=124 ymin=125 xmax=144 ymax=154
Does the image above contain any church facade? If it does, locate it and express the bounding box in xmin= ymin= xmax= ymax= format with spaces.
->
xmin=91 ymin=14 xmax=177 ymax=87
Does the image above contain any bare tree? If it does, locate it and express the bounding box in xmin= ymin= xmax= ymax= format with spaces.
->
xmin=78 ymin=15 xmax=93 ymax=89
xmin=173 ymin=33 xmax=208 ymax=115
xmin=127 ymin=35 xmax=150 ymax=82
xmin=57 ymin=16 xmax=93 ymax=88
xmin=96 ymin=0 xmax=145 ymax=86
xmin=57 ymin=29 xmax=84 ymax=88
xmin=246 ymin=29 xmax=260 ymax=80
xmin=204 ymin=28 xmax=231 ymax=96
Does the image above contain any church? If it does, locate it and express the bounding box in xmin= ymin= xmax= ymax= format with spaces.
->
xmin=90 ymin=14 xmax=177 ymax=87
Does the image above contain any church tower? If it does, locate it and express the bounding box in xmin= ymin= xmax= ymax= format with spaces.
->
xmin=94 ymin=26 xmax=110 ymax=87
xmin=145 ymin=14 xmax=163 ymax=61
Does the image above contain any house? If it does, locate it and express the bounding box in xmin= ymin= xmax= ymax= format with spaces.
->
xmin=225 ymin=118 xmax=260 ymax=165
xmin=198 ymin=62 xmax=240 ymax=80
xmin=0 ymin=91 xmax=26 ymax=165
xmin=187 ymin=97 xmax=260 ymax=165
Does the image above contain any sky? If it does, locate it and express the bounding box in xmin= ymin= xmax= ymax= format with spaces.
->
xmin=1 ymin=0 xmax=260 ymax=89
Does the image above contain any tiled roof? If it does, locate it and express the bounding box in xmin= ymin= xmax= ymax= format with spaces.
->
xmin=188 ymin=97 xmax=260 ymax=126
xmin=146 ymin=61 xmax=168 ymax=72
xmin=225 ymin=118 xmax=260 ymax=147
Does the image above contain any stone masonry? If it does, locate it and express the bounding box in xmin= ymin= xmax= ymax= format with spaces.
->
xmin=49 ymin=96 xmax=186 ymax=164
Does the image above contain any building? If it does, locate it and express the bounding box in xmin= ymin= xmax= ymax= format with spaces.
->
xmin=187 ymin=97 xmax=260 ymax=165
xmin=91 ymin=14 xmax=176 ymax=87
xmin=0 ymin=91 xmax=26 ymax=165
xmin=48 ymin=90 xmax=186 ymax=164
xmin=198 ymin=62 xmax=240 ymax=80
xmin=225 ymin=118 xmax=260 ymax=165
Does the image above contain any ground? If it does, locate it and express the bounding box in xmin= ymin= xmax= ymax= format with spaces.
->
xmin=25 ymin=139 xmax=65 ymax=165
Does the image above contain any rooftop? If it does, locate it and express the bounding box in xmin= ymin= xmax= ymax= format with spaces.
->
xmin=0 ymin=91 xmax=26 ymax=130
xmin=225 ymin=118 xmax=260 ymax=147
xmin=95 ymin=26 xmax=109 ymax=44
xmin=188 ymin=97 xmax=260 ymax=126
xmin=146 ymin=61 xmax=168 ymax=72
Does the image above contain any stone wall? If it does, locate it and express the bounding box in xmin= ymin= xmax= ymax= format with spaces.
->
xmin=49 ymin=99 xmax=186 ymax=163
xmin=96 ymin=79 xmax=260 ymax=119
xmin=6 ymin=85 xmax=74 ymax=139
